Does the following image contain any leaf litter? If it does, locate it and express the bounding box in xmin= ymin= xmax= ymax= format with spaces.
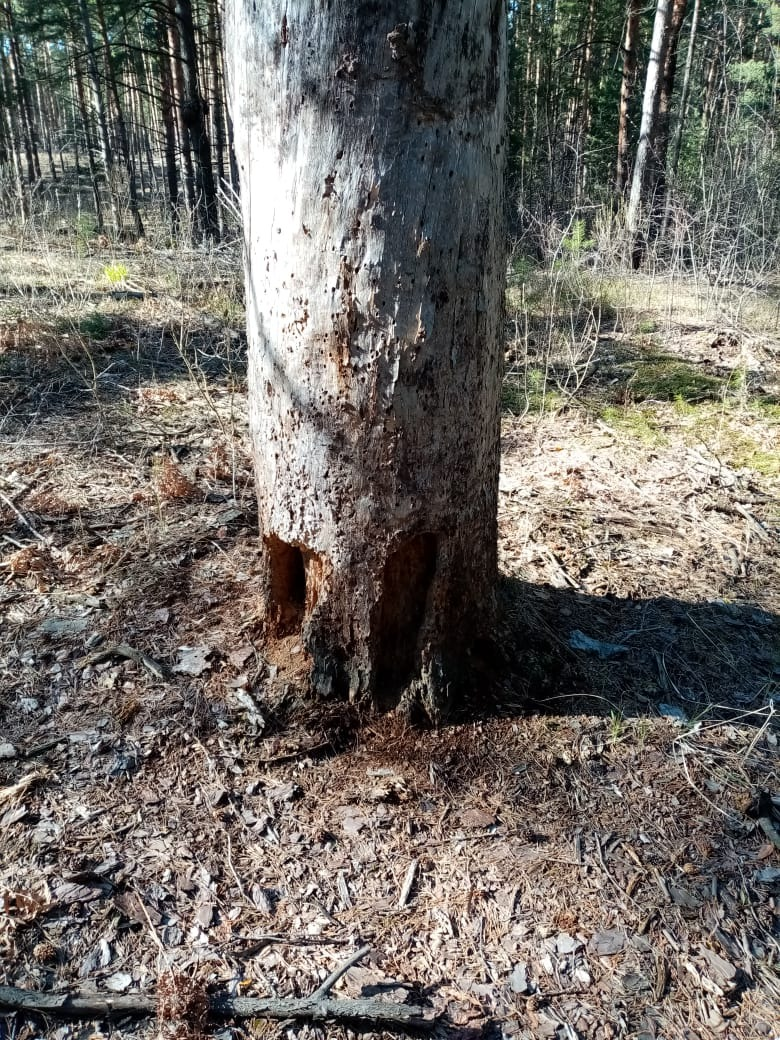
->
xmin=0 ymin=249 xmax=778 ymax=1040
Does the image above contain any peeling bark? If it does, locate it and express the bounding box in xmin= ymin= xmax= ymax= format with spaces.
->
xmin=225 ymin=0 xmax=507 ymax=719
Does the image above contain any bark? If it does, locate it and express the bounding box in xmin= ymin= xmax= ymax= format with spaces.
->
xmin=95 ymin=0 xmax=145 ymax=238
xmin=574 ymin=0 xmax=597 ymax=205
xmin=34 ymin=61 xmax=58 ymax=181
xmin=207 ymin=0 xmax=227 ymax=196
xmin=174 ymin=0 xmax=219 ymax=240
xmin=157 ymin=20 xmax=180 ymax=229
xmin=615 ymin=0 xmax=641 ymax=194
xmin=662 ymin=0 xmax=700 ymax=234
xmin=3 ymin=3 xmax=40 ymax=183
xmin=167 ymin=1 xmax=197 ymax=232
xmin=648 ymin=0 xmax=687 ymax=230
xmin=77 ymin=0 xmax=121 ymax=235
xmin=225 ymin=107 xmax=240 ymax=194
xmin=72 ymin=48 xmax=105 ymax=233
xmin=0 ymin=984 xmax=434 ymax=1029
xmin=225 ymin=0 xmax=506 ymax=719
xmin=626 ymin=0 xmax=670 ymax=260
xmin=0 ymin=52 xmax=28 ymax=216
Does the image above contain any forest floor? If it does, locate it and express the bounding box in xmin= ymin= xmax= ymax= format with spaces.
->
xmin=0 ymin=239 xmax=779 ymax=1040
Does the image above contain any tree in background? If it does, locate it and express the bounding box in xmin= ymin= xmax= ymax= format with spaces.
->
xmin=0 ymin=1 xmax=776 ymax=270
xmin=0 ymin=0 xmax=232 ymax=242
xmin=505 ymin=0 xmax=780 ymax=275
xmin=224 ymin=0 xmax=507 ymax=719
xmin=626 ymin=0 xmax=671 ymax=261
xmin=615 ymin=0 xmax=642 ymax=194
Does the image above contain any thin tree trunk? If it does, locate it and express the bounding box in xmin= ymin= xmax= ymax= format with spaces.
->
xmin=77 ymin=0 xmax=121 ymax=235
xmin=615 ymin=0 xmax=641 ymax=194
xmin=662 ymin=0 xmax=700 ymax=234
xmin=95 ymin=0 xmax=145 ymax=238
xmin=3 ymin=3 xmax=40 ymax=183
xmin=139 ymin=43 xmax=163 ymax=194
xmin=225 ymin=0 xmax=507 ymax=719
xmin=72 ymin=49 xmax=105 ymax=233
xmin=0 ymin=52 xmax=29 ymax=216
xmin=167 ymin=2 xmax=198 ymax=234
xmin=626 ymin=0 xmax=670 ymax=262
xmin=34 ymin=77 xmax=58 ymax=182
xmin=158 ymin=17 xmax=180 ymax=230
xmin=207 ymin=0 xmax=227 ymax=199
xmin=575 ymin=0 xmax=597 ymax=206
xmin=70 ymin=73 xmax=82 ymax=178
xmin=174 ymin=0 xmax=219 ymax=239
xmin=648 ymin=0 xmax=687 ymax=231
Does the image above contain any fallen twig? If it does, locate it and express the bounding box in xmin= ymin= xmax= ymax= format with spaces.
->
xmin=75 ymin=642 xmax=168 ymax=681
xmin=0 ymin=946 xmax=436 ymax=1030
xmin=312 ymin=944 xmax=371 ymax=1000
xmin=0 ymin=489 xmax=47 ymax=545
xmin=0 ymin=985 xmax=434 ymax=1030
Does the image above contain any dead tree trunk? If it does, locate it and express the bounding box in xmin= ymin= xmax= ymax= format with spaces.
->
xmin=224 ymin=1 xmax=506 ymax=719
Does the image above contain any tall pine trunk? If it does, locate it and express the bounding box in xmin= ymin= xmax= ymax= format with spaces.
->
xmin=167 ymin=0 xmax=197 ymax=235
xmin=95 ymin=0 xmax=145 ymax=239
xmin=662 ymin=0 xmax=701 ymax=234
xmin=648 ymin=0 xmax=687 ymax=233
xmin=174 ymin=0 xmax=219 ymax=240
xmin=225 ymin=0 xmax=506 ymax=719
xmin=77 ymin=0 xmax=121 ymax=235
xmin=626 ymin=0 xmax=670 ymax=263
xmin=615 ymin=0 xmax=641 ymax=194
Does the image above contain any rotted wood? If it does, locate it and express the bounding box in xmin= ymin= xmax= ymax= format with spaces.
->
xmin=0 ymin=986 xmax=435 ymax=1029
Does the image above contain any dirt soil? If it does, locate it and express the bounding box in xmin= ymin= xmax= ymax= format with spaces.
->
xmin=1 ymin=246 xmax=779 ymax=1040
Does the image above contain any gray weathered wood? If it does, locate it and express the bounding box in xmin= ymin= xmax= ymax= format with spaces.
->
xmin=0 ymin=985 xmax=435 ymax=1029
xmin=224 ymin=0 xmax=507 ymax=718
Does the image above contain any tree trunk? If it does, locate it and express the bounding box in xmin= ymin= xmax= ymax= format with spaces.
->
xmin=157 ymin=19 xmax=180 ymax=230
xmin=626 ymin=0 xmax=670 ymax=262
xmin=0 ymin=51 xmax=29 ymax=217
xmin=71 ymin=48 xmax=105 ymax=233
xmin=661 ymin=0 xmax=700 ymax=236
xmin=573 ymin=0 xmax=597 ymax=206
xmin=174 ymin=0 xmax=219 ymax=240
xmin=615 ymin=0 xmax=641 ymax=194
xmin=167 ymin=0 xmax=198 ymax=234
xmin=648 ymin=0 xmax=687 ymax=231
xmin=3 ymin=3 xmax=40 ymax=184
xmin=95 ymin=0 xmax=145 ymax=239
xmin=77 ymin=0 xmax=121 ymax=235
xmin=224 ymin=0 xmax=506 ymax=719
xmin=207 ymin=0 xmax=227 ymax=201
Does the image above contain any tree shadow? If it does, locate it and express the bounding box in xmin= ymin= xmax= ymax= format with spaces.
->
xmin=485 ymin=576 xmax=778 ymax=725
